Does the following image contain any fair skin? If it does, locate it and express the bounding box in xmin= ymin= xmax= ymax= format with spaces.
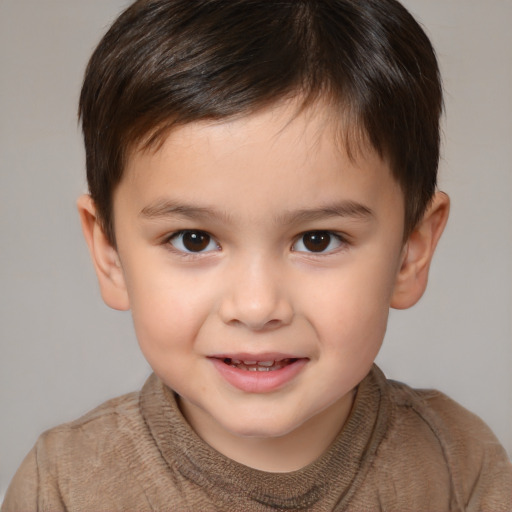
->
xmin=78 ymin=100 xmax=449 ymax=472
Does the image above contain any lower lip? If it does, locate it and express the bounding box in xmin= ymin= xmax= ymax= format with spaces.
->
xmin=210 ymin=358 xmax=308 ymax=393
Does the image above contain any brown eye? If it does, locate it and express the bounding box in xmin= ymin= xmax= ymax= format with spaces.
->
xmin=303 ymin=232 xmax=331 ymax=252
xmin=170 ymin=231 xmax=218 ymax=253
xmin=293 ymin=231 xmax=343 ymax=253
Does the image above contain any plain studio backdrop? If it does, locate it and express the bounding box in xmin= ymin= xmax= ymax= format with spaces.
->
xmin=1 ymin=0 xmax=511 ymax=498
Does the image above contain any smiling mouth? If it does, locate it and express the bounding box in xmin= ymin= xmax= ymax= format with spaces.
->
xmin=221 ymin=358 xmax=298 ymax=372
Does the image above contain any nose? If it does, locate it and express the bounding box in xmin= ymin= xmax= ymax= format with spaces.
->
xmin=218 ymin=256 xmax=294 ymax=331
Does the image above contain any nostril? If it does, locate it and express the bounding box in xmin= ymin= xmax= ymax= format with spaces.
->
xmin=225 ymin=317 xmax=284 ymax=331
xmin=264 ymin=319 xmax=282 ymax=330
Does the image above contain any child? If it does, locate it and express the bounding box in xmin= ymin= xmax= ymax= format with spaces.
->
xmin=3 ymin=0 xmax=511 ymax=510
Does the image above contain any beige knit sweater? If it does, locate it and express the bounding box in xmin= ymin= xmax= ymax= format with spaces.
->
xmin=3 ymin=366 xmax=511 ymax=511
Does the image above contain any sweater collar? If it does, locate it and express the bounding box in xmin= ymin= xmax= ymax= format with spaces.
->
xmin=140 ymin=365 xmax=391 ymax=510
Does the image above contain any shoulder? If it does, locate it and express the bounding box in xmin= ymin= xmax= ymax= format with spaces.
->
xmin=46 ymin=388 xmax=141 ymax=433
xmin=378 ymin=374 xmax=512 ymax=511
xmin=387 ymin=379 xmax=507 ymax=466
xmin=35 ymin=390 xmax=143 ymax=459
xmin=2 ymin=388 xmax=158 ymax=510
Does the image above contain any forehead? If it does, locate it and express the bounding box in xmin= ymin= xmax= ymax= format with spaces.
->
xmin=126 ymin=94 xmax=378 ymax=174
xmin=116 ymin=100 xmax=403 ymax=225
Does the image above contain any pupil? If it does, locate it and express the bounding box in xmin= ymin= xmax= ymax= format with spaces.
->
xmin=183 ymin=231 xmax=210 ymax=252
xmin=304 ymin=232 xmax=330 ymax=252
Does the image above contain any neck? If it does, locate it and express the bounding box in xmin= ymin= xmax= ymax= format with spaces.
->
xmin=179 ymin=390 xmax=356 ymax=473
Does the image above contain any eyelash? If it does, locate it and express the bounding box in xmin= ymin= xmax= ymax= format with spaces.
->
xmin=164 ymin=229 xmax=348 ymax=256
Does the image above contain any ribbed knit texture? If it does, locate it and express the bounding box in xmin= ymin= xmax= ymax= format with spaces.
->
xmin=3 ymin=365 xmax=512 ymax=511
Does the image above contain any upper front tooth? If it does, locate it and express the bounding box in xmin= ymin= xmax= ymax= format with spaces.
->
xmin=257 ymin=361 xmax=275 ymax=367
xmin=243 ymin=360 xmax=257 ymax=365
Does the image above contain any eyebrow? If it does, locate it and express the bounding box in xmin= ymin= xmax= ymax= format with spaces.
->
xmin=276 ymin=201 xmax=374 ymax=225
xmin=140 ymin=200 xmax=232 ymax=222
xmin=139 ymin=199 xmax=374 ymax=224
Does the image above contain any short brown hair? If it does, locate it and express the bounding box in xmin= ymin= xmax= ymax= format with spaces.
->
xmin=79 ymin=0 xmax=442 ymax=244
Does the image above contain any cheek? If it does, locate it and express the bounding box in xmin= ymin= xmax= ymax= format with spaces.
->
xmin=130 ymin=287 xmax=209 ymax=392
xmin=305 ymin=257 xmax=398 ymax=350
xmin=125 ymin=267 xmax=213 ymax=358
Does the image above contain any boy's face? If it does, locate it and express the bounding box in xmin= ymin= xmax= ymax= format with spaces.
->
xmin=105 ymin=100 xmax=409 ymax=457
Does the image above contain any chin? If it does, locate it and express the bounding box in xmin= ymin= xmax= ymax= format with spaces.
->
xmin=221 ymin=413 xmax=306 ymax=440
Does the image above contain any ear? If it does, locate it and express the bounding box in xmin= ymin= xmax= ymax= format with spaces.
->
xmin=77 ymin=194 xmax=130 ymax=311
xmin=391 ymin=191 xmax=450 ymax=309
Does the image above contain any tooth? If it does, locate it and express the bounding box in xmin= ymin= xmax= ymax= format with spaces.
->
xmin=243 ymin=360 xmax=257 ymax=365
xmin=248 ymin=367 xmax=258 ymax=371
xmin=231 ymin=359 xmax=242 ymax=364
xmin=257 ymin=361 xmax=275 ymax=367
xmin=257 ymin=367 xmax=270 ymax=372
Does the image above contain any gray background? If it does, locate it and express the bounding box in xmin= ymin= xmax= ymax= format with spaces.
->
xmin=1 ymin=0 xmax=511 ymax=498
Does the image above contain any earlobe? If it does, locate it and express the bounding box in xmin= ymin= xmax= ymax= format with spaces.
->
xmin=391 ymin=191 xmax=450 ymax=310
xmin=77 ymin=194 xmax=130 ymax=311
